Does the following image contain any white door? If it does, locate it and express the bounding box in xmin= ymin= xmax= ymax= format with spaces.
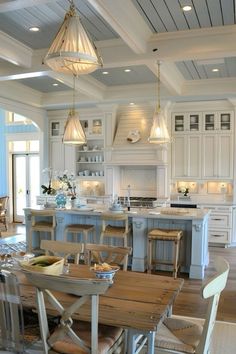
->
xmin=13 ymin=154 xmax=40 ymax=222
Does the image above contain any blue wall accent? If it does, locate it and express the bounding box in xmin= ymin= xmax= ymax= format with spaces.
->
xmin=6 ymin=123 xmax=38 ymax=134
xmin=0 ymin=111 xmax=38 ymax=196
xmin=0 ymin=109 xmax=7 ymax=196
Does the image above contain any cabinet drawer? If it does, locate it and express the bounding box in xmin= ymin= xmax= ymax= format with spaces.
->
xmin=208 ymin=213 xmax=232 ymax=228
xmin=208 ymin=229 xmax=230 ymax=243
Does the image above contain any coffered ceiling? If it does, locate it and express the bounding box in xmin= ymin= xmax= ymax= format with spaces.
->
xmin=0 ymin=0 xmax=236 ymax=111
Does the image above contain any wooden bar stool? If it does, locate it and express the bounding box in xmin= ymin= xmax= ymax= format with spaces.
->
xmin=28 ymin=210 xmax=56 ymax=253
xmin=100 ymin=212 xmax=131 ymax=247
xmin=147 ymin=228 xmax=183 ymax=278
xmin=64 ymin=224 xmax=95 ymax=245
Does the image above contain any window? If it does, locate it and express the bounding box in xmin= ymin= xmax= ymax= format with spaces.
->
xmin=9 ymin=140 xmax=39 ymax=153
xmin=7 ymin=112 xmax=32 ymax=124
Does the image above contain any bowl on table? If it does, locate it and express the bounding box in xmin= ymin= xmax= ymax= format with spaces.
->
xmin=90 ymin=263 xmax=119 ymax=283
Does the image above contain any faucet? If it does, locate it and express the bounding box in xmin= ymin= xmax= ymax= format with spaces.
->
xmin=127 ymin=185 xmax=131 ymax=211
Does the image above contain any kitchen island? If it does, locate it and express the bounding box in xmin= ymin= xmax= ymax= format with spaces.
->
xmin=24 ymin=206 xmax=210 ymax=279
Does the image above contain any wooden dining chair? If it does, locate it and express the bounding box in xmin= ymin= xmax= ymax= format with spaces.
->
xmin=0 ymin=195 xmax=9 ymax=233
xmin=85 ymin=243 xmax=132 ymax=271
xmin=40 ymin=239 xmax=84 ymax=264
xmin=24 ymin=271 xmax=125 ymax=354
xmin=0 ymin=269 xmax=41 ymax=353
xmin=153 ymin=256 xmax=229 ymax=354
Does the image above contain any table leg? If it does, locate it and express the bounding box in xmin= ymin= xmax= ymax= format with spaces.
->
xmin=127 ymin=329 xmax=155 ymax=354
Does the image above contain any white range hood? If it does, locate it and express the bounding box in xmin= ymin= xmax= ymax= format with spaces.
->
xmin=106 ymin=105 xmax=168 ymax=166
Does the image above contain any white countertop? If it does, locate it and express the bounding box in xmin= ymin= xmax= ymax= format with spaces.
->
xmin=25 ymin=205 xmax=210 ymax=221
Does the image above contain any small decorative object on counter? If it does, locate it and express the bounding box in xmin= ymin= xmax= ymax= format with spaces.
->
xmin=178 ymin=186 xmax=189 ymax=197
xmin=55 ymin=189 xmax=67 ymax=208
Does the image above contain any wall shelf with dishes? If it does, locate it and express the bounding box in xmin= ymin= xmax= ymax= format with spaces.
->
xmin=76 ymin=134 xmax=105 ymax=188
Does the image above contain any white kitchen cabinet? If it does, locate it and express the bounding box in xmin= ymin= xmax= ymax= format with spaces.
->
xmin=50 ymin=120 xmax=65 ymax=138
xmin=49 ymin=139 xmax=76 ymax=173
xmin=172 ymin=134 xmax=201 ymax=179
xmin=202 ymin=133 xmax=233 ymax=179
xmin=80 ymin=118 xmax=104 ymax=138
xmin=172 ymin=110 xmax=234 ymax=181
xmin=203 ymin=111 xmax=233 ymax=132
xmin=172 ymin=113 xmax=201 ymax=134
xmin=204 ymin=205 xmax=233 ymax=246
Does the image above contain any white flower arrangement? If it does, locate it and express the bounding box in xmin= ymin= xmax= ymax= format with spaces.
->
xmin=55 ymin=170 xmax=76 ymax=199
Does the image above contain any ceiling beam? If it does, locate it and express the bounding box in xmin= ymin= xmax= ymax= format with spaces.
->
xmin=0 ymin=31 xmax=32 ymax=67
xmin=47 ymin=72 xmax=105 ymax=100
xmin=87 ymin=0 xmax=152 ymax=54
xmin=148 ymin=25 xmax=236 ymax=61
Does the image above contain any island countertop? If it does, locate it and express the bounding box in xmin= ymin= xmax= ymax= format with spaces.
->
xmin=26 ymin=205 xmax=210 ymax=221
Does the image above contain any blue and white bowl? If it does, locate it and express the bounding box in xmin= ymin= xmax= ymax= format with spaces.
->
xmin=90 ymin=266 xmax=119 ymax=282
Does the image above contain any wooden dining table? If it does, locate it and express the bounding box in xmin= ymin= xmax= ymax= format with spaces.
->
xmin=17 ymin=265 xmax=184 ymax=354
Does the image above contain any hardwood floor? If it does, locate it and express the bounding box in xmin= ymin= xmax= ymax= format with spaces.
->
xmin=174 ymin=246 xmax=236 ymax=323
xmin=2 ymin=223 xmax=236 ymax=323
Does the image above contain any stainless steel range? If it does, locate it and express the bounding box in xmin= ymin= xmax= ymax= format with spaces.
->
xmin=119 ymin=197 xmax=157 ymax=209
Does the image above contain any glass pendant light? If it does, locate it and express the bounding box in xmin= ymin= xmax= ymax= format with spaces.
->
xmin=149 ymin=61 xmax=170 ymax=144
xmin=63 ymin=75 xmax=86 ymax=145
xmin=44 ymin=0 xmax=103 ymax=76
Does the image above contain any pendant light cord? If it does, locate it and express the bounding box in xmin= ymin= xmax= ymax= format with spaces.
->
xmin=157 ymin=60 xmax=161 ymax=111
xmin=72 ymin=74 xmax=75 ymax=113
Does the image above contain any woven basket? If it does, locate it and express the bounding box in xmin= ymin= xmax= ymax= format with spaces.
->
xmin=20 ymin=255 xmax=64 ymax=275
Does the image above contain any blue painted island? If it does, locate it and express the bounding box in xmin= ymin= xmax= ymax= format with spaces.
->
xmin=24 ymin=206 xmax=210 ymax=279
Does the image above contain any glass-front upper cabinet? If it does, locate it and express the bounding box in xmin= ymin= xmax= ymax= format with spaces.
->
xmin=50 ymin=120 xmax=65 ymax=137
xmin=203 ymin=112 xmax=233 ymax=132
xmin=172 ymin=113 xmax=201 ymax=133
xmin=80 ymin=118 xmax=103 ymax=138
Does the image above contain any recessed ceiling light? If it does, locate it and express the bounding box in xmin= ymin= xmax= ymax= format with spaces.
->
xmin=124 ymin=69 xmax=131 ymax=72
xmin=182 ymin=5 xmax=192 ymax=12
xmin=212 ymin=68 xmax=219 ymax=72
xmin=52 ymin=83 xmax=59 ymax=86
xmin=129 ymin=102 xmax=135 ymax=105
xmin=102 ymin=71 xmax=109 ymax=75
xmin=29 ymin=26 xmax=40 ymax=32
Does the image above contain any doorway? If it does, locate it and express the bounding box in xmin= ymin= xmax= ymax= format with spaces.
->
xmin=13 ymin=154 xmax=40 ymax=222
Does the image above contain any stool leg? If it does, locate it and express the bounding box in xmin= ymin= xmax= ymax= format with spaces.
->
xmin=147 ymin=238 xmax=152 ymax=274
xmin=83 ymin=231 xmax=88 ymax=246
xmin=124 ymin=235 xmax=127 ymax=247
xmin=28 ymin=230 xmax=32 ymax=252
xmin=173 ymin=240 xmax=179 ymax=279
xmin=63 ymin=228 xmax=68 ymax=242
xmin=100 ymin=232 xmax=104 ymax=244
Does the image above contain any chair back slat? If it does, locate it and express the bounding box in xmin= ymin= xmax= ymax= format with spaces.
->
xmin=0 ymin=270 xmax=24 ymax=352
xmin=196 ymin=256 xmax=229 ymax=354
xmin=85 ymin=243 xmax=132 ymax=271
xmin=40 ymin=240 xmax=84 ymax=264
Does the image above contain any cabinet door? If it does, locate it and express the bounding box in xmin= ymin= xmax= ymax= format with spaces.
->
xmin=50 ymin=140 xmax=76 ymax=174
xmin=50 ymin=139 xmax=65 ymax=171
xmin=202 ymin=134 xmax=233 ymax=179
xmin=80 ymin=118 xmax=104 ymax=138
xmin=217 ymin=134 xmax=233 ymax=179
xmin=202 ymin=134 xmax=216 ymax=178
xmin=172 ymin=136 xmax=186 ymax=178
xmin=64 ymin=144 xmax=76 ymax=173
xmin=172 ymin=135 xmax=201 ymax=179
xmin=186 ymin=135 xmax=201 ymax=178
